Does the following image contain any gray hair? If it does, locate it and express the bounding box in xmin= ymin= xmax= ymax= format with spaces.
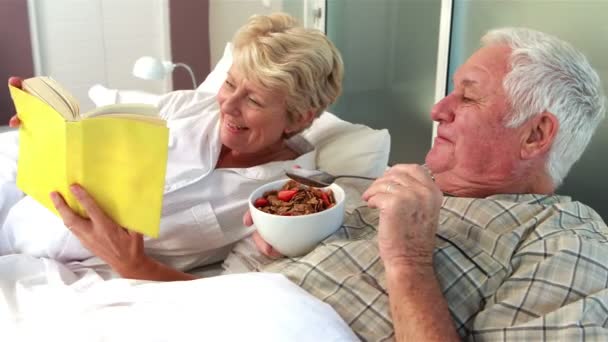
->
xmin=481 ymin=28 xmax=606 ymax=187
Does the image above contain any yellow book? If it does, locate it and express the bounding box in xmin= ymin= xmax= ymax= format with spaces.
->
xmin=8 ymin=76 xmax=168 ymax=238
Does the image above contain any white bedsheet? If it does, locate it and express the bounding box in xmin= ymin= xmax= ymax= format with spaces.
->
xmin=0 ymin=254 xmax=358 ymax=341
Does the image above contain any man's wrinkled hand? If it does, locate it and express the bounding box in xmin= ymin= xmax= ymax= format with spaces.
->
xmin=362 ymin=164 xmax=443 ymax=269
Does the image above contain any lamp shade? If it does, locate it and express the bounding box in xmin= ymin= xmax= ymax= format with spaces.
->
xmin=132 ymin=56 xmax=175 ymax=81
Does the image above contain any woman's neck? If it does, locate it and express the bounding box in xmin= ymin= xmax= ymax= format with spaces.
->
xmin=216 ymin=141 xmax=299 ymax=169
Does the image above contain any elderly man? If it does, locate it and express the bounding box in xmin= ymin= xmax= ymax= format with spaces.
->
xmin=242 ymin=27 xmax=608 ymax=341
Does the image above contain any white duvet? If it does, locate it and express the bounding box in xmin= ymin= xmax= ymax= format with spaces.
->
xmin=0 ymin=254 xmax=358 ymax=342
xmin=0 ymin=123 xmax=374 ymax=342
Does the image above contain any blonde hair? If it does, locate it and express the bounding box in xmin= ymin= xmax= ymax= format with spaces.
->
xmin=231 ymin=13 xmax=343 ymax=126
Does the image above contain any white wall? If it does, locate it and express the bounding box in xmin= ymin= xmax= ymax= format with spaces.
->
xmin=29 ymin=0 xmax=170 ymax=111
xmin=209 ymin=0 xmax=283 ymax=67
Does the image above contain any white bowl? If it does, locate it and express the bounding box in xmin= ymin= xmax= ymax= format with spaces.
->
xmin=248 ymin=179 xmax=345 ymax=257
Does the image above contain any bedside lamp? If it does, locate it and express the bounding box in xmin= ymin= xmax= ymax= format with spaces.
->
xmin=132 ymin=56 xmax=197 ymax=89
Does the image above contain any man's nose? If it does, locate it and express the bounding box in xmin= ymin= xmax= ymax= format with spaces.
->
xmin=430 ymin=93 xmax=456 ymax=123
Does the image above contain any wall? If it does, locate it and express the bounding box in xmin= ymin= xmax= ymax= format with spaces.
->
xmin=0 ymin=0 xmax=34 ymax=121
xmin=208 ymin=0 xmax=283 ymax=67
xmin=169 ymin=0 xmax=210 ymax=90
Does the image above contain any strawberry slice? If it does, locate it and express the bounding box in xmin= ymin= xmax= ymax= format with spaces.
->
xmin=277 ymin=189 xmax=298 ymax=202
xmin=254 ymin=198 xmax=269 ymax=207
xmin=320 ymin=192 xmax=331 ymax=207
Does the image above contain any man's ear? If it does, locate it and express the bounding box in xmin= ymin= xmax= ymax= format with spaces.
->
xmin=521 ymin=112 xmax=559 ymax=160
xmin=285 ymin=110 xmax=316 ymax=135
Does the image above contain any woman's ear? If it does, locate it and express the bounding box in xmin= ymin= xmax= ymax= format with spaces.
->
xmin=285 ymin=110 xmax=317 ymax=136
xmin=521 ymin=111 xmax=559 ymax=160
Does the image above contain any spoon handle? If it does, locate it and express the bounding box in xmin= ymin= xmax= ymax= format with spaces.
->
xmin=333 ymin=175 xmax=376 ymax=182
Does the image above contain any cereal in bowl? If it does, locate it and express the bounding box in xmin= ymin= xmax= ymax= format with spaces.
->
xmin=253 ymin=180 xmax=336 ymax=216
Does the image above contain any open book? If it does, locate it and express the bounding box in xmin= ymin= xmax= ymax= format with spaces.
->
xmin=9 ymin=76 xmax=169 ymax=238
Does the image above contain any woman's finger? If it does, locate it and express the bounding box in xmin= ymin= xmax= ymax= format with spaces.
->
xmin=50 ymin=191 xmax=88 ymax=231
xmin=252 ymin=231 xmax=283 ymax=259
xmin=8 ymin=77 xmax=22 ymax=88
xmin=126 ymin=231 xmax=145 ymax=248
xmin=8 ymin=115 xmax=21 ymax=128
xmin=243 ymin=210 xmax=253 ymax=226
xmin=69 ymin=184 xmax=108 ymax=222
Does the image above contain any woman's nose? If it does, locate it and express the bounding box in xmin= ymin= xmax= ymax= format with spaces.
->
xmin=220 ymin=92 xmax=242 ymax=117
xmin=430 ymin=93 xmax=456 ymax=123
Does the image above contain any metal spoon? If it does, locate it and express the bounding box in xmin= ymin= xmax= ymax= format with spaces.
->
xmin=285 ymin=168 xmax=375 ymax=187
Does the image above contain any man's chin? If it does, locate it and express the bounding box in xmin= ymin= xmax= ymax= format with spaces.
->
xmin=424 ymin=150 xmax=451 ymax=174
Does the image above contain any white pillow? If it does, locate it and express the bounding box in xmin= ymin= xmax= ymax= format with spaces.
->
xmin=196 ymin=43 xmax=391 ymax=178
xmin=301 ymin=113 xmax=390 ymax=178
xmin=88 ymin=84 xmax=161 ymax=106
xmin=197 ymin=42 xmax=233 ymax=93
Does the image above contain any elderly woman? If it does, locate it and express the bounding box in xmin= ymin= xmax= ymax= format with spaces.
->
xmin=2 ymin=13 xmax=343 ymax=281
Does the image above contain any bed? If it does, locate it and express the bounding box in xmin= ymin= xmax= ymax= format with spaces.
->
xmin=0 ymin=44 xmax=391 ymax=341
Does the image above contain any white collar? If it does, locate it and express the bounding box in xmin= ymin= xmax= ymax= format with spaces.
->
xmin=223 ymin=134 xmax=316 ymax=180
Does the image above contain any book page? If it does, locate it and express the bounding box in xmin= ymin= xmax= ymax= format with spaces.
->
xmin=91 ymin=114 xmax=165 ymax=125
xmin=84 ymin=104 xmax=163 ymax=124
xmin=22 ymin=77 xmax=79 ymax=120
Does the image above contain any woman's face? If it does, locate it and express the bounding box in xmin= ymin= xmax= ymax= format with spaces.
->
xmin=217 ymin=66 xmax=297 ymax=154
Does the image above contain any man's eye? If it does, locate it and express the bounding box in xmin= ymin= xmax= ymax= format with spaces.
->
xmin=462 ymin=96 xmax=475 ymax=103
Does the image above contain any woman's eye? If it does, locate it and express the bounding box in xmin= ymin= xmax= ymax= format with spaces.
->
xmin=248 ymin=97 xmax=261 ymax=106
xmin=224 ymin=80 xmax=234 ymax=88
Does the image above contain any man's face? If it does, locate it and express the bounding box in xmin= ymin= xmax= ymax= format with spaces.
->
xmin=425 ymin=44 xmax=529 ymax=194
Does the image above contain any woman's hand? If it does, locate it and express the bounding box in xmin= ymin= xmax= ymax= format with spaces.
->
xmin=50 ymin=184 xmax=150 ymax=275
xmin=8 ymin=77 xmax=23 ymax=127
xmin=361 ymin=164 xmax=443 ymax=270
xmin=242 ymin=210 xmax=283 ymax=259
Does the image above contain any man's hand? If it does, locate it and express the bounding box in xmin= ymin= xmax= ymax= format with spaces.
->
xmin=50 ymin=184 xmax=150 ymax=275
xmin=362 ymin=165 xmax=460 ymax=341
xmin=361 ymin=164 xmax=443 ymax=269
xmin=242 ymin=210 xmax=283 ymax=259
xmin=8 ymin=77 xmax=23 ymax=127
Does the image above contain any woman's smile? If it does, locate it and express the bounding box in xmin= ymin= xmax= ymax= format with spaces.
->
xmin=224 ymin=118 xmax=249 ymax=133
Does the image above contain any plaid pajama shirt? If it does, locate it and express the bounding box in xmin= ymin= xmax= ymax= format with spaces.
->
xmin=247 ymin=194 xmax=608 ymax=341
